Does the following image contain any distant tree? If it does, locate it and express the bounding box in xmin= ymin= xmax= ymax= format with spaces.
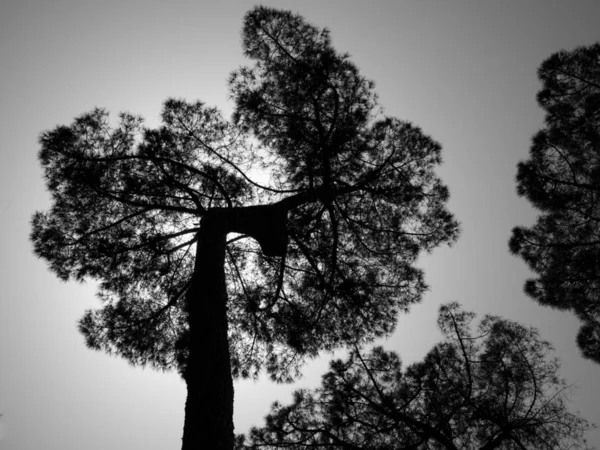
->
xmin=509 ymin=42 xmax=600 ymax=364
xmin=30 ymin=6 xmax=458 ymax=450
xmin=241 ymin=303 xmax=595 ymax=450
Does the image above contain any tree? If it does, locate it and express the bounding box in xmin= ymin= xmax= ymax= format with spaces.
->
xmin=509 ymin=43 xmax=600 ymax=364
xmin=241 ymin=303 xmax=595 ymax=450
xmin=30 ymin=7 xmax=459 ymax=450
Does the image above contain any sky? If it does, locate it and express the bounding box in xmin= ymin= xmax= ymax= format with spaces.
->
xmin=1 ymin=1 xmax=599 ymax=449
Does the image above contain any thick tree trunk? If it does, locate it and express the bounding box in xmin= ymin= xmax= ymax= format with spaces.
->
xmin=180 ymin=203 xmax=290 ymax=449
xmin=181 ymin=212 xmax=234 ymax=450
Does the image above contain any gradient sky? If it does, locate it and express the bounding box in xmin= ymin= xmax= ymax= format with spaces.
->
xmin=1 ymin=1 xmax=599 ymax=449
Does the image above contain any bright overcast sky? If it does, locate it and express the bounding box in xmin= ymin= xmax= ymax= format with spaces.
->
xmin=1 ymin=1 xmax=599 ymax=449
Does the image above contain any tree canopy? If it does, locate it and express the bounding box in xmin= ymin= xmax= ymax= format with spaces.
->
xmin=31 ymin=6 xmax=459 ymax=449
xmin=509 ymin=42 xmax=600 ymax=364
xmin=241 ymin=303 xmax=595 ymax=450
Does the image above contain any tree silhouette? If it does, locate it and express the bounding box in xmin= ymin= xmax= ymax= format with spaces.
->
xmin=241 ymin=303 xmax=594 ymax=450
xmin=30 ymin=7 xmax=458 ymax=449
xmin=509 ymin=42 xmax=600 ymax=364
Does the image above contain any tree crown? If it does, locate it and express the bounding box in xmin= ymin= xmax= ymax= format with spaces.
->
xmin=31 ymin=6 xmax=459 ymax=381
xmin=241 ymin=303 xmax=595 ymax=450
xmin=509 ymin=42 xmax=600 ymax=363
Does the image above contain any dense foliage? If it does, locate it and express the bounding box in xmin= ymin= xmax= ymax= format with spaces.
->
xmin=241 ymin=304 xmax=594 ymax=450
xmin=31 ymin=7 xmax=458 ymax=382
xmin=510 ymin=43 xmax=600 ymax=363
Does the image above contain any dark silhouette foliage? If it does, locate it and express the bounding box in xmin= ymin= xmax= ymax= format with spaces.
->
xmin=509 ymin=42 xmax=600 ymax=364
xmin=240 ymin=303 xmax=595 ymax=450
xmin=31 ymin=6 xmax=458 ymax=449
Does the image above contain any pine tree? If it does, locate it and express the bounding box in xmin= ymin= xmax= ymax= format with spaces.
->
xmin=510 ymin=42 xmax=600 ymax=364
xmin=31 ymin=7 xmax=459 ymax=449
xmin=242 ymin=304 xmax=594 ymax=450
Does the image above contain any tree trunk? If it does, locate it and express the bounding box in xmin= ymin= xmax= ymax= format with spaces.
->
xmin=181 ymin=212 xmax=234 ymax=450
xmin=180 ymin=203 xmax=289 ymax=449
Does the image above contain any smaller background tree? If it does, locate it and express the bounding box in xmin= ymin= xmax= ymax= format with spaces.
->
xmin=240 ymin=303 xmax=595 ymax=450
xmin=509 ymin=42 xmax=600 ymax=363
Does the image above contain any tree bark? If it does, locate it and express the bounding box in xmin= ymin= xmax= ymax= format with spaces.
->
xmin=181 ymin=212 xmax=234 ymax=450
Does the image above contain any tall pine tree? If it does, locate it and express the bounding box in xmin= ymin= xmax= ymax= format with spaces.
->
xmin=31 ymin=7 xmax=459 ymax=449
